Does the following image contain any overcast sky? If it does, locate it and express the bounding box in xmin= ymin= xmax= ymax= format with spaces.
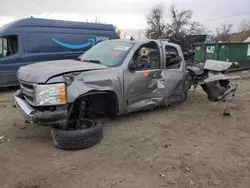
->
xmin=0 ymin=0 xmax=250 ymax=33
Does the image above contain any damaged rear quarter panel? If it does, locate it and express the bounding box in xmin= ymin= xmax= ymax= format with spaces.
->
xmin=47 ymin=67 xmax=124 ymax=109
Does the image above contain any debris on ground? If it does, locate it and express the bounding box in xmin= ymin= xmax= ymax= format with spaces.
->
xmin=0 ymin=136 xmax=5 ymax=142
xmin=53 ymin=153 xmax=58 ymax=158
xmin=159 ymin=173 xmax=167 ymax=178
xmin=0 ymin=135 xmax=8 ymax=143
xmin=163 ymin=143 xmax=172 ymax=148
xmin=24 ymin=120 xmax=31 ymax=124
xmin=185 ymin=167 xmax=191 ymax=172
xmin=223 ymin=111 xmax=231 ymax=117
xmin=190 ymin=180 xmax=195 ymax=186
xmin=19 ymin=126 xmax=27 ymax=130
xmin=0 ymin=104 xmax=7 ymax=108
xmin=168 ymin=181 xmax=175 ymax=185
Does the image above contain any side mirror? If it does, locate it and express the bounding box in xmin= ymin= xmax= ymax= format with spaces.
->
xmin=129 ymin=63 xmax=137 ymax=71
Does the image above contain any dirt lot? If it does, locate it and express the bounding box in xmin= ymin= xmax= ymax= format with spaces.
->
xmin=0 ymin=78 xmax=250 ymax=188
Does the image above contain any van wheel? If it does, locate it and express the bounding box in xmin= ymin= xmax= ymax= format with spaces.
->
xmin=50 ymin=119 xmax=103 ymax=150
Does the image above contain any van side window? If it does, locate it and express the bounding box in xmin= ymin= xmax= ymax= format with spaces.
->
xmin=165 ymin=46 xmax=180 ymax=69
xmin=0 ymin=35 xmax=18 ymax=58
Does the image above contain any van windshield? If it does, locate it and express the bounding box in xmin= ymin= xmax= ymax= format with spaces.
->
xmin=0 ymin=35 xmax=18 ymax=58
xmin=79 ymin=41 xmax=134 ymax=67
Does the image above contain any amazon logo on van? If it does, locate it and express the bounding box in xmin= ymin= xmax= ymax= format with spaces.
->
xmin=52 ymin=36 xmax=110 ymax=50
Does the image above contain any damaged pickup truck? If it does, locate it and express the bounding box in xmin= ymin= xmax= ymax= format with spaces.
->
xmin=13 ymin=39 xmax=238 ymax=150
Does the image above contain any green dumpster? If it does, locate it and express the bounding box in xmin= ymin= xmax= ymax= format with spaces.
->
xmin=194 ymin=42 xmax=250 ymax=71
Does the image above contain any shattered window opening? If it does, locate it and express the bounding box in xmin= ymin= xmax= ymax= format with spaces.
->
xmin=132 ymin=42 xmax=161 ymax=71
xmin=165 ymin=45 xmax=181 ymax=69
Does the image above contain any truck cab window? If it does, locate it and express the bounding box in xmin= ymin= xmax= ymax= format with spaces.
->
xmin=132 ymin=42 xmax=160 ymax=71
xmin=0 ymin=35 xmax=18 ymax=58
xmin=165 ymin=46 xmax=181 ymax=69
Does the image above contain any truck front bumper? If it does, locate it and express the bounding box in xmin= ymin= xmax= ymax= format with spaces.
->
xmin=13 ymin=90 xmax=68 ymax=127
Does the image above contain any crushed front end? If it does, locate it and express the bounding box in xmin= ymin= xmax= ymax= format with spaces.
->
xmin=200 ymin=75 xmax=238 ymax=102
xmin=14 ymin=80 xmax=68 ymax=127
xmin=188 ymin=60 xmax=239 ymax=102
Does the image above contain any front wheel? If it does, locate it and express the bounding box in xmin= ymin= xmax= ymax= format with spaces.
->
xmin=50 ymin=119 xmax=103 ymax=150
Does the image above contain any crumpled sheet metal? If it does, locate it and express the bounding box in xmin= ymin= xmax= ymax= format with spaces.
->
xmin=127 ymin=97 xmax=164 ymax=113
xmin=204 ymin=59 xmax=235 ymax=72
xmin=128 ymin=72 xmax=167 ymax=112
xmin=205 ymin=72 xmax=240 ymax=83
xmin=66 ymin=78 xmax=117 ymax=103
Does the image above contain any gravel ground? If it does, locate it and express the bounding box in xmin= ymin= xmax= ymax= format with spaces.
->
xmin=0 ymin=78 xmax=250 ymax=188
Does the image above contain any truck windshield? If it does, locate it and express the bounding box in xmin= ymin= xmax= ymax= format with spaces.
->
xmin=79 ymin=41 xmax=134 ymax=67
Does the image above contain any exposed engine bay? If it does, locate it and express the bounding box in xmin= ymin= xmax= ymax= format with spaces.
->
xmin=188 ymin=59 xmax=238 ymax=102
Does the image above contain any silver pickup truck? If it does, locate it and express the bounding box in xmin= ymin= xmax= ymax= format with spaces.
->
xmin=13 ymin=39 xmax=238 ymax=150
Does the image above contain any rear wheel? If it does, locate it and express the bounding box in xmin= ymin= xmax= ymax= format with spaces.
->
xmin=179 ymin=92 xmax=188 ymax=103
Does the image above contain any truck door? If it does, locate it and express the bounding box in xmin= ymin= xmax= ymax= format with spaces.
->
xmin=0 ymin=34 xmax=26 ymax=86
xmin=161 ymin=44 xmax=188 ymax=105
xmin=124 ymin=42 xmax=164 ymax=113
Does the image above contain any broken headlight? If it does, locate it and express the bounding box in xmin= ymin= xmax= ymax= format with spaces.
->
xmin=34 ymin=83 xmax=66 ymax=106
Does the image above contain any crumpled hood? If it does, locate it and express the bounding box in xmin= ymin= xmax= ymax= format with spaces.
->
xmin=204 ymin=59 xmax=235 ymax=72
xmin=17 ymin=59 xmax=108 ymax=83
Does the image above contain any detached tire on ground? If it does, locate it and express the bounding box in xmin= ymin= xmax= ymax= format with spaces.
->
xmin=50 ymin=119 xmax=103 ymax=150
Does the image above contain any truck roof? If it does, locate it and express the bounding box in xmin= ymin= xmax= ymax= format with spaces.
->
xmin=108 ymin=39 xmax=181 ymax=48
xmin=0 ymin=18 xmax=115 ymax=35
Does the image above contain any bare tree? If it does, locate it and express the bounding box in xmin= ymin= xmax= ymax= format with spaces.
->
xmin=237 ymin=19 xmax=250 ymax=41
xmin=168 ymin=5 xmax=193 ymax=35
xmin=216 ymin=24 xmax=233 ymax=41
xmin=94 ymin=17 xmax=101 ymax=23
xmin=187 ymin=21 xmax=207 ymax=35
xmin=119 ymin=29 xmax=128 ymax=39
xmin=145 ymin=3 xmax=167 ymax=39
xmin=145 ymin=3 xmax=207 ymax=39
xmin=87 ymin=17 xmax=120 ymax=39
xmin=120 ymin=29 xmax=146 ymax=39
xmin=136 ymin=29 xmax=146 ymax=39
xmin=114 ymin=25 xmax=121 ymax=39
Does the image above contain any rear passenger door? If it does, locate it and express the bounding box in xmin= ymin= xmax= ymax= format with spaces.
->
xmin=162 ymin=44 xmax=187 ymax=102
